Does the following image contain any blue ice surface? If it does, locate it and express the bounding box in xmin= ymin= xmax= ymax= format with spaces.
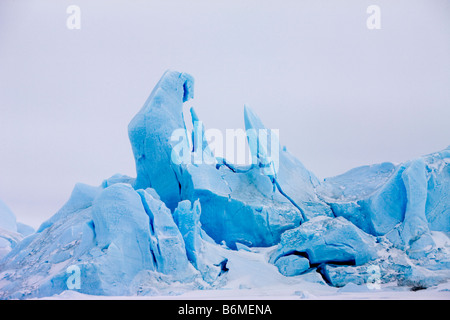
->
xmin=318 ymin=148 xmax=450 ymax=258
xmin=0 ymin=70 xmax=449 ymax=298
xmin=270 ymin=216 xmax=379 ymax=267
xmin=274 ymin=254 xmax=310 ymax=277
xmin=127 ymin=70 xmax=333 ymax=248
xmin=180 ymin=104 xmax=333 ymax=248
xmin=128 ymin=70 xmax=194 ymax=211
xmin=0 ymin=199 xmax=35 ymax=259
xmin=190 ymin=107 xmax=216 ymax=165
xmin=0 ymin=181 xmax=205 ymax=298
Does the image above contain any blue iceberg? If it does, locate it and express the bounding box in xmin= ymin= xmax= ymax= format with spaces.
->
xmin=0 ymin=199 xmax=34 ymax=260
xmin=0 ymin=70 xmax=449 ymax=298
xmin=317 ymin=148 xmax=450 ymax=259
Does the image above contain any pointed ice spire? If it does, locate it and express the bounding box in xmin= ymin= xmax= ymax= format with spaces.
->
xmin=190 ymin=107 xmax=216 ymax=165
xmin=128 ymin=70 xmax=194 ymax=210
xmin=244 ymin=105 xmax=309 ymax=222
xmin=243 ymin=104 xmax=280 ymax=178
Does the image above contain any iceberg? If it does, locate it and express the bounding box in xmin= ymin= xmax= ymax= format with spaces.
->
xmin=0 ymin=181 xmax=215 ymax=298
xmin=0 ymin=200 xmax=16 ymax=233
xmin=0 ymin=199 xmax=34 ymax=260
xmin=129 ymin=70 xmax=332 ymax=248
xmin=180 ymin=105 xmax=332 ymax=248
xmin=317 ymin=147 xmax=450 ymax=259
xmin=0 ymin=70 xmax=449 ymax=298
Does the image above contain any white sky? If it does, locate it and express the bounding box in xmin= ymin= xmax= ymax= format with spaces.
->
xmin=1 ymin=0 xmax=449 ymax=228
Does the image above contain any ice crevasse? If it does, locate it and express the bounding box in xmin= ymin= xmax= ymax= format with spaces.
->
xmin=0 ymin=70 xmax=449 ymax=298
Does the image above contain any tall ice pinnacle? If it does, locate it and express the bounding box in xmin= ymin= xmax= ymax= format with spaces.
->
xmin=128 ymin=70 xmax=194 ymax=210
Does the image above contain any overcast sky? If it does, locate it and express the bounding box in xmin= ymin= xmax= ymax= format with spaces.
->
xmin=1 ymin=0 xmax=449 ymax=228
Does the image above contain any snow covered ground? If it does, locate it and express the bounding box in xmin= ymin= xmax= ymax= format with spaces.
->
xmin=45 ymin=283 xmax=450 ymax=300
xmin=41 ymin=246 xmax=450 ymax=300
